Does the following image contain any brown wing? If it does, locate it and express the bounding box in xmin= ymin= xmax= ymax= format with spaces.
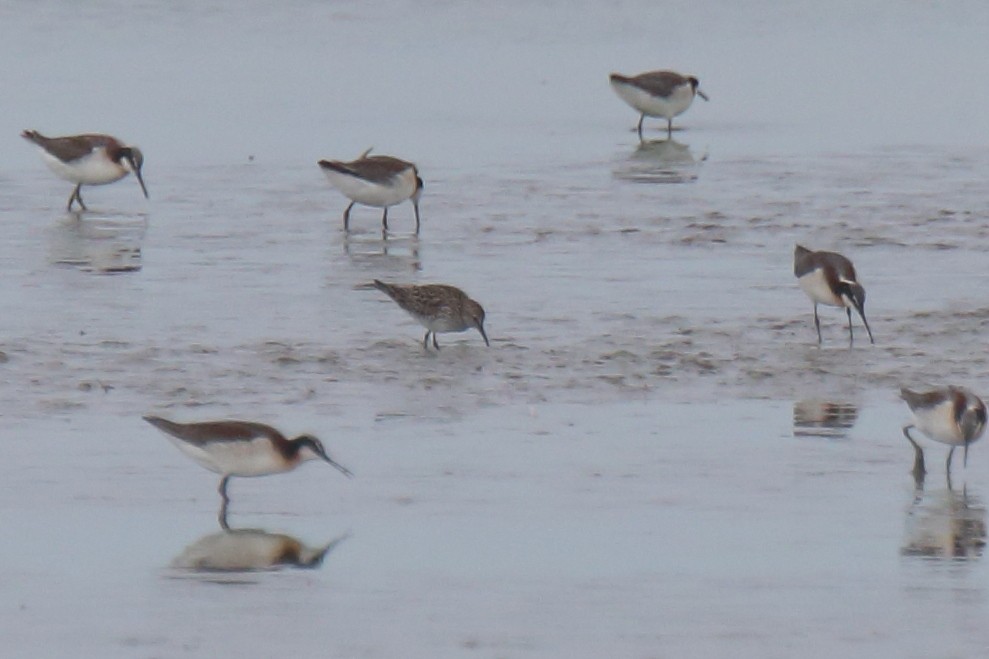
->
xmin=319 ymin=155 xmax=414 ymax=184
xmin=21 ymin=130 xmax=118 ymax=163
xmin=900 ymin=387 xmax=950 ymax=412
xmin=373 ymin=281 xmax=465 ymax=316
xmin=628 ymin=71 xmax=689 ymax=97
xmin=143 ymin=416 xmax=283 ymax=446
xmin=793 ymin=247 xmax=857 ymax=282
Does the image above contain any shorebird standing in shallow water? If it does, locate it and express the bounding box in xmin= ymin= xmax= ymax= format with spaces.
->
xmin=318 ymin=149 xmax=423 ymax=233
xmin=793 ymin=245 xmax=874 ymax=345
xmin=373 ymin=280 xmax=489 ymax=350
xmin=901 ymin=386 xmax=987 ymax=479
xmin=21 ymin=130 xmax=148 ymax=211
xmin=609 ymin=70 xmax=709 ymax=140
xmin=143 ymin=416 xmax=352 ymax=518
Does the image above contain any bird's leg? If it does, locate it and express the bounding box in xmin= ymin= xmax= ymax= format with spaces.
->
xmin=413 ymin=201 xmax=421 ymax=235
xmin=423 ymin=331 xmax=431 ymax=350
xmin=218 ymin=475 xmax=231 ymax=503
xmin=76 ymin=186 xmax=87 ymax=211
xmin=667 ymin=118 xmax=673 ymax=138
xmin=382 ymin=207 xmax=389 ymax=231
xmin=637 ymin=114 xmax=645 ymax=141
xmin=67 ymin=184 xmax=86 ymax=211
xmin=813 ymin=304 xmax=822 ymax=344
xmin=846 ymin=307 xmax=854 ymax=346
xmin=433 ymin=333 xmax=440 ymax=350
xmin=903 ymin=426 xmax=926 ymax=478
xmin=946 ymin=446 xmax=955 ymax=474
xmin=343 ymin=202 xmax=355 ymax=230
xmin=218 ymin=499 xmax=230 ymax=531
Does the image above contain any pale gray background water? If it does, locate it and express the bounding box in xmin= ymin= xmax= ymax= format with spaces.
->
xmin=2 ymin=1 xmax=989 ymax=657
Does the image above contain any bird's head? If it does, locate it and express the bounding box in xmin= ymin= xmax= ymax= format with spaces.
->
xmin=689 ymin=77 xmax=709 ymax=101
xmin=120 ymin=146 xmax=149 ymax=199
xmin=465 ymin=298 xmax=489 ymax=346
xmin=960 ymin=399 xmax=988 ymax=467
xmin=295 ymin=434 xmax=353 ymax=477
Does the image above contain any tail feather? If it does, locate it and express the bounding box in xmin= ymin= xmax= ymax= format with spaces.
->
xmin=373 ymin=279 xmax=398 ymax=300
xmin=21 ymin=129 xmax=44 ymax=145
xmin=143 ymin=415 xmax=183 ymax=436
xmin=317 ymin=159 xmax=350 ymax=175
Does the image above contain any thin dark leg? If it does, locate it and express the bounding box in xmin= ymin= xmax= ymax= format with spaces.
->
xmin=413 ymin=201 xmax=421 ymax=234
xmin=218 ymin=498 xmax=230 ymax=531
xmin=67 ymin=184 xmax=86 ymax=211
xmin=343 ymin=202 xmax=355 ymax=230
xmin=813 ymin=304 xmax=822 ymax=344
xmin=903 ymin=426 xmax=926 ymax=477
xmin=423 ymin=331 xmax=430 ymax=350
xmin=218 ymin=475 xmax=231 ymax=503
xmin=667 ymin=118 xmax=673 ymax=137
xmin=637 ymin=114 xmax=645 ymax=141
xmin=846 ymin=307 xmax=854 ymax=345
xmin=946 ymin=446 xmax=955 ymax=474
xmin=382 ymin=207 xmax=389 ymax=231
xmin=432 ymin=333 xmax=440 ymax=350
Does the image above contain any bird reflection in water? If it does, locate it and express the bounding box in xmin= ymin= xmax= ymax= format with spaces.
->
xmin=343 ymin=230 xmax=420 ymax=273
xmin=172 ymin=522 xmax=348 ymax=575
xmin=902 ymin=477 xmax=986 ymax=560
xmin=47 ymin=211 xmax=147 ymax=274
xmin=792 ymin=400 xmax=858 ymax=439
xmin=612 ymin=139 xmax=706 ymax=185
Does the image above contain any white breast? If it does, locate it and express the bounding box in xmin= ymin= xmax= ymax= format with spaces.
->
xmin=798 ymin=269 xmax=844 ymax=307
xmin=610 ymin=79 xmax=696 ymax=119
xmin=41 ymin=149 xmax=129 ymax=185
xmin=168 ymin=436 xmax=290 ymax=476
xmin=409 ymin=311 xmax=470 ymax=334
xmin=323 ymin=168 xmax=416 ymax=207
xmin=913 ymin=401 xmax=965 ymax=446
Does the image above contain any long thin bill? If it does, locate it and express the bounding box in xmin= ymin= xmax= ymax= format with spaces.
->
xmin=325 ymin=456 xmax=354 ymax=478
xmin=134 ymin=169 xmax=149 ymax=199
xmin=857 ymin=307 xmax=875 ymax=344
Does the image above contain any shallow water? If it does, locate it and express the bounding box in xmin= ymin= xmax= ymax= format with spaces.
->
xmin=3 ymin=1 xmax=989 ymax=657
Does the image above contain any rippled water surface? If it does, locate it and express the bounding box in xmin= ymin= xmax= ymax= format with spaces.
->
xmin=3 ymin=1 xmax=989 ymax=657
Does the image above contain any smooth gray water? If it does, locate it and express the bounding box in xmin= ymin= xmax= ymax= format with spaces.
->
xmin=2 ymin=1 xmax=989 ymax=657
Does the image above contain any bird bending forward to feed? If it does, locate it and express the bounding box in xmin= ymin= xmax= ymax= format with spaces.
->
xmin=21 ymin=130 xmax=148 ymax=211
xmin=901 ymin=386 xmax=987 ymax=479
xmin=318 ymin=148 xmax=423 ymax=233
xmin=373 ymin=280 xmax=489 ymax=350
xmin=793 ymin=244 xmax=874 ymax=345
xmin=609 ymin=70 xmax=709 ymax=140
